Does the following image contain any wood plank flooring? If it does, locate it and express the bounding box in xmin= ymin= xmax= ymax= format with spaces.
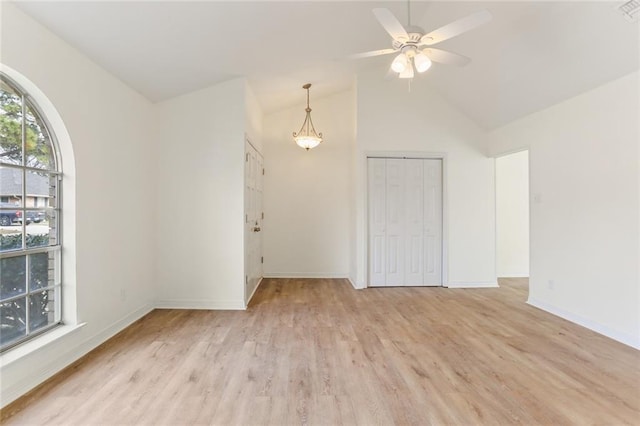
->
xmin=2 ymin=278 xmax=639 ymax=425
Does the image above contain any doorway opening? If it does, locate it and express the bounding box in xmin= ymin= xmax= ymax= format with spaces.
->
xmin=495 ymin=150 xmax=529 ymax=296
xmin=245 ymin=140 xmax=263 ymax=306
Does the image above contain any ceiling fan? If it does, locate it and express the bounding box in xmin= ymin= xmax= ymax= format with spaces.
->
xmin=351 ymin=3 xmax=492 ymax=79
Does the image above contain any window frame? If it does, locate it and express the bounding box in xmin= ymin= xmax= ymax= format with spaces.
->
xmin=0 ymin=72 xmax=63 ymax=353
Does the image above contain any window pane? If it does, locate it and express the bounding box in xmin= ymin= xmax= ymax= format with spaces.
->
xmin=0 ymin=230 xmax=23 ymax=252
xmin=0 ymin=297 xmax=27 ymax=347
xmin=29 ymin=289 xmax=55 ymax=333
xmin=29 ymin=252 xmax=55 ymax=291
xmin=26 ymin=170 xmax=57 ymax=209
xmin=25 ymin=103 xmax=55 ymax=170
xmin=26 ymin=210 xmax=56 ymax=248
xmin=0 ymin=165 xmax=23 ymax=210
xmin=25 ymin=209 xmax=47 ymax=225
xmin=0 ymin=255 xmax=26 ymax=299
xmin=0 ymin=209 xmax=20 ymax=229
xmin=0 ymin=81 xmax=23 ymax=166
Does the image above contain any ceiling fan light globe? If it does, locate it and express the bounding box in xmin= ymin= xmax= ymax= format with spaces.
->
xmin=391 ymin=53 xmax=408 ymax=73
xmin=414 ymin=53 xmax=432 ymax=73
xmin=399 ymin=66 xmax=414 ymax=79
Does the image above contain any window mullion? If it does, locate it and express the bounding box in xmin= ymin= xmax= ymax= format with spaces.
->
xmin=21 ymin=93 xmax=27 ymax=251
xmin=0 ymin=162 xmax=61 ymax=175
xmin=0 ymin=290 xmax=28 ymax=305
xmin=25 ymin=253 xmax=30 ymax=334
xmin=21 ymin=93 xmax=26 ymax=167
xmin=0 ymin=245 xmax=61 ymax=259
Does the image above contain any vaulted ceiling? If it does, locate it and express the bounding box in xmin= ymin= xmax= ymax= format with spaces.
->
xmin=13 ymin=1 xmax=640 ymax=129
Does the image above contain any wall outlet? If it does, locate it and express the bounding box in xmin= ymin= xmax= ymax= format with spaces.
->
xmin=120 ymin=288 xmax=127 ymax=301
xmin=548 ymin=280 xmax=555 ymax=290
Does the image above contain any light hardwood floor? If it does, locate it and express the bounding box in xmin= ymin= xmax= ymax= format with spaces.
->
xmin=2 ymin=278 xmax=639 ymax=425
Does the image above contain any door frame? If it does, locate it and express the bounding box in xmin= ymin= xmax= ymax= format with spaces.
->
xmin=364 ymin=151 xmax=449 ymax=288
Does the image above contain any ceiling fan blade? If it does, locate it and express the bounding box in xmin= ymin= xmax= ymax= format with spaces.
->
xmin=421 ymin=10 xmax=492 ymax=45
xmin=373 ymin=8 xmax=409 ymax=41
xmin=349 ymin=48 xmax=397 ymax=60
xmin=423 ymin=48 xmax=471 ymax=66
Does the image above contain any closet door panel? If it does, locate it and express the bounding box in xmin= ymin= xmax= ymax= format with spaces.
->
xmin=424 ymin=159 xmax=443 ymax=285
xmin=404 ymin=159 xmax=424 ymax=285
xmin=368 ymin=159 xmax=387 ymax=286
xmin=385 ymin=159 xmax=405 ymax=286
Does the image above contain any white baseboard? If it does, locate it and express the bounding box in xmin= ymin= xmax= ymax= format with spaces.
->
xmin=527 ymin=298 xmax=640 ymax=350
xmin=245 ymin=277 xmax=263 ymax=307
xmin=347 ymin=277 xmax=362 ymax=290
xmin=155 ymin=299 xmax=245 ymax=310
xmin=447 ymin=281 xmax=499 ymax=288
xmin=1 ymin=303 xmax=153 ymax=408
xmin=262 ymin=272 xmax=349 ymax=279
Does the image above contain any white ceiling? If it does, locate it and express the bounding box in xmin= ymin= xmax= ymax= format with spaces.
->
xmin=13 ymin=1 xmax=640 ymax=129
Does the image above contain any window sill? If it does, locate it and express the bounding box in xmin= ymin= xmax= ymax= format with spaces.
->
xmin=0 ymin=322 xmax=86 ymax=367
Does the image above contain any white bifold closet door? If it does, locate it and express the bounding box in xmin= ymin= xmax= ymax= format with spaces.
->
xmin=368 ymin=158 xmax=442 ymax=287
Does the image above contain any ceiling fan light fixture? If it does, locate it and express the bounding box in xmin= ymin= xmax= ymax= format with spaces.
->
xmin=350 ymin=5 xmax=493 ymax=81
xmin=414 ymin=52 xmax=432 ymax=73
xmin=293 ymin=83 xmax=323 ymax=151
xmin=391 ymin=53 xmax=409 ymax=73
xmin=399 ymin=66 xmax=414 ymax=79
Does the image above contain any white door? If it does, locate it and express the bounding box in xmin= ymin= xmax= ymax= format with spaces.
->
xmin=423 ymin=159 xmax=442 ymax=285
xmin=368 ymin=157 xmax=442 ymax=287
xmin=385 ymin=159 xmax=405 ymax=286
xmin=245 ymin=141 xmax=263 ymax=304
xmin=368 ymin=159 xmax=386 ymax=286
xmin=405 ymin=159 xmax=425 ymax=286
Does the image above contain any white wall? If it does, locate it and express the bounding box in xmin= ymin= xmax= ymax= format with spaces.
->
xmin=155 ymin=78 xmax=247 ymax=309
xmin=496 ymin=150 xmax=529 ymax=277
xmin=1 ymin=0 xmax=636 ymax=408
xmin=1 ymin=3 xmax=157 ymax=406
xmin=262 ymin=89 xmax=355 ymax=278
xmin=354 ymin=69 xmax=496 ymax=288
xmin=245 ymin=81 xmax=263 ymax=152
xmin=489 ymin=71 xmax=640 ymax=348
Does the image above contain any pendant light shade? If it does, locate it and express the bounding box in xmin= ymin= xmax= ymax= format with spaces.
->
xmin=293 ymin=83 xmax=323 ymax=150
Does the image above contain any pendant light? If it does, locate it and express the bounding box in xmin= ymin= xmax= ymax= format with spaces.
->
xmin=293 ymin=83 xmax=323 ymax=150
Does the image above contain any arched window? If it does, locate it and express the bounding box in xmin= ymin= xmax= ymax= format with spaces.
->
xmin=0 ymin=73 xmax=61 ymax=352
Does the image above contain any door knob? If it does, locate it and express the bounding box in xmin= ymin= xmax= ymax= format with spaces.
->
xmin=253 ymin=226 xmax=261 ymax=232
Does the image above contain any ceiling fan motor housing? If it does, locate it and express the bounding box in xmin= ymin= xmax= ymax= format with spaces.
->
xmin=393 ymin=32 xmax=424 ymax=58
xmin=393 ymin=32 xmax=423 ymax=49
